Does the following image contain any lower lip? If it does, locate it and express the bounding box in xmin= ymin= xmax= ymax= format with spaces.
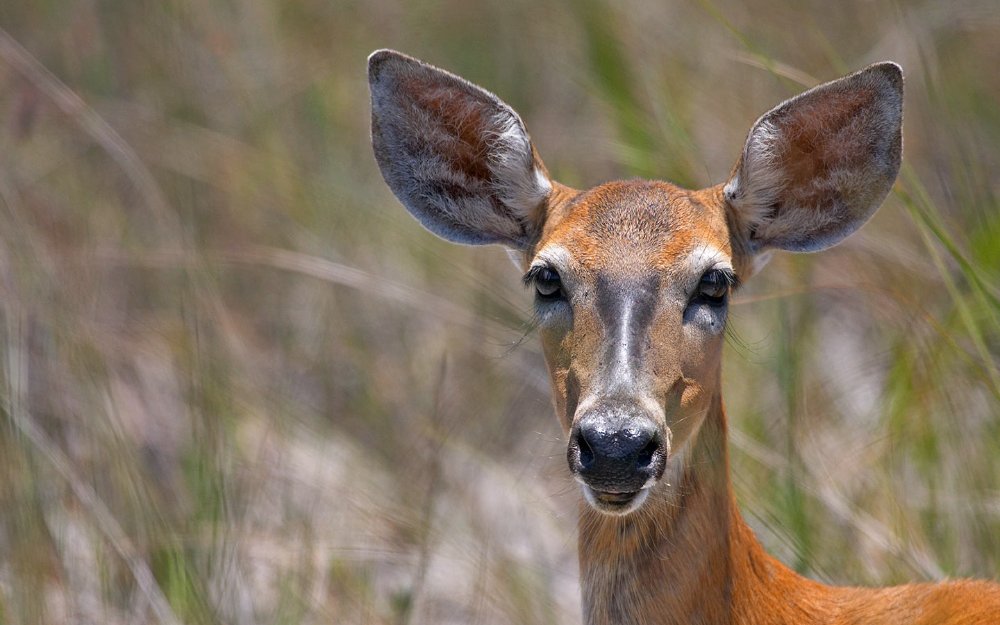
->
xmin=595 ymin=490 xmax=638 ymax=504
xmin=583 ymin=486 xmax=650 ymax=514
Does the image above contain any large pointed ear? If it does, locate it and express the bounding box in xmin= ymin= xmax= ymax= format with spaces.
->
xmin=724 ymin=62 xmax=903 ymax=254
xmin=368 ymin=49 xmax=553 ymax=249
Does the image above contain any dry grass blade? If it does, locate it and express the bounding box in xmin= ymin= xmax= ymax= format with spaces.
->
xmin=2 ymin=311 xmax=183 ymax=625
xmin=0 ymin=27 xmax=179 ymax=239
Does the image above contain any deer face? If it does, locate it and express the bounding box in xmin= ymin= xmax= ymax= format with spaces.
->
xmin=368 ymin=49 xmax=902 ymax=515
xmin=524 ymin=181 xmax=738 ymax=513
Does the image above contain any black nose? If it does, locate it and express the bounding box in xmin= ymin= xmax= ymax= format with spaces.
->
xmin=568 ymin=406 xmax=665 ymax=493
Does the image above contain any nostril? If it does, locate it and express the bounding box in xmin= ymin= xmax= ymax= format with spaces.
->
xmin=576 ymin=429 xmax=595 ymax=471
xmin=636 ymin=437 xmax=660 ymax=470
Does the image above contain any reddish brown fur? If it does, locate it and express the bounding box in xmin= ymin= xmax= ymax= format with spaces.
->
xmin=525 ymin=182 xmax=732 ymax=438
xmin=400 ymin=75 xmax=495 ymax=183
xmin=533 ymin=183 xmax=1000 ymax=625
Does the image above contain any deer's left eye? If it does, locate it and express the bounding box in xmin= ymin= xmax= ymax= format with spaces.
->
xmin=693 ymin=269 xmax=734 ymax=306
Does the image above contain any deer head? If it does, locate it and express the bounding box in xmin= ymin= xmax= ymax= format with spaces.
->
xmin=368 ymin=49 xmax=902 ymax=515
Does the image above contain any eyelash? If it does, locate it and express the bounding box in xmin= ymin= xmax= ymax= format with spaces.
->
xmin=692 ymin=268 xmax=738 ymax=306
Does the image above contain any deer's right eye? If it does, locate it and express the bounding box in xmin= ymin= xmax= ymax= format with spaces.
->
xmin=525 ymin=266 xmax=565 ymax=301
xmin=534 ymin=268 xmax=564 ymax=300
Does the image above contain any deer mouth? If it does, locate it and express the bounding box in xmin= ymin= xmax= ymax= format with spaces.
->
xmin=582 ymin=485 xmax=650 ymax=515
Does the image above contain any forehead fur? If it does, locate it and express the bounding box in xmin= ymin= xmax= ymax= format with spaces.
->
xmin=538 ymin=180 xmax=731 ymax=274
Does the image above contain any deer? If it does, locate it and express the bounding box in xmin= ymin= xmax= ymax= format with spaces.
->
xmin=367 ymin=48 xmax=1000 ymax=625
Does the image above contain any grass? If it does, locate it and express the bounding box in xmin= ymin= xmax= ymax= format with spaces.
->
xmin=0 ymin=0 xmax=999 ymax=623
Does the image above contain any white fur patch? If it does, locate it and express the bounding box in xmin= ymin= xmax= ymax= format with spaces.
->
xmin=727 ymin=117 xmax=787 ymax=235
xmin=684 ymin=243 xmax=733 ymax=275
xmin=489 ymin=112 xmax=552 ymax=215
xmin=529 ymin=244 xmax=573 ymax=274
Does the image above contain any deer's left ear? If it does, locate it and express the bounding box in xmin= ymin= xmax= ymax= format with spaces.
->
xmin=724 ymin=62 xmax=903 ymax=254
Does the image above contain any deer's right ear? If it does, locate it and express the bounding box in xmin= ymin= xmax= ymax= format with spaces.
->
xmin=368 ymin=49 xmax=552 ymax=249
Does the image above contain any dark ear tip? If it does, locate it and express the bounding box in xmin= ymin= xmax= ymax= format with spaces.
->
xmin=866 ymin=61 xmax=904 ymax=93
xmin=368 ymin=49 xmax=411 ymax=84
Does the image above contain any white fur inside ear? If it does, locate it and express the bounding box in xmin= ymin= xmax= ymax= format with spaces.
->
xmin=724 ymin=117 xmax=786 ymax=237
xmin=490 ymin=112 xmax=552 ymax=215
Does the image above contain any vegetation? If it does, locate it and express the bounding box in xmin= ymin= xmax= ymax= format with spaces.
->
xmin=0 ymin=0 xmax=998 ymax=623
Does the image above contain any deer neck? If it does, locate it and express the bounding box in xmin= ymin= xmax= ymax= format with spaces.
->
xmin=576 ymin=393 xmax=826 ymax=625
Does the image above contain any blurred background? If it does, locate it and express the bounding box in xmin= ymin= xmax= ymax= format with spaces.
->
xmin=0 ymin=0 xmax=999 ymax=623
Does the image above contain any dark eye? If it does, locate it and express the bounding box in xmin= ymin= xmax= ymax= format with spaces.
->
xmin=694 ymin=269 xmax=733 ymax=306
xmin=530 ymin=267 xmax=564 ymax=301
